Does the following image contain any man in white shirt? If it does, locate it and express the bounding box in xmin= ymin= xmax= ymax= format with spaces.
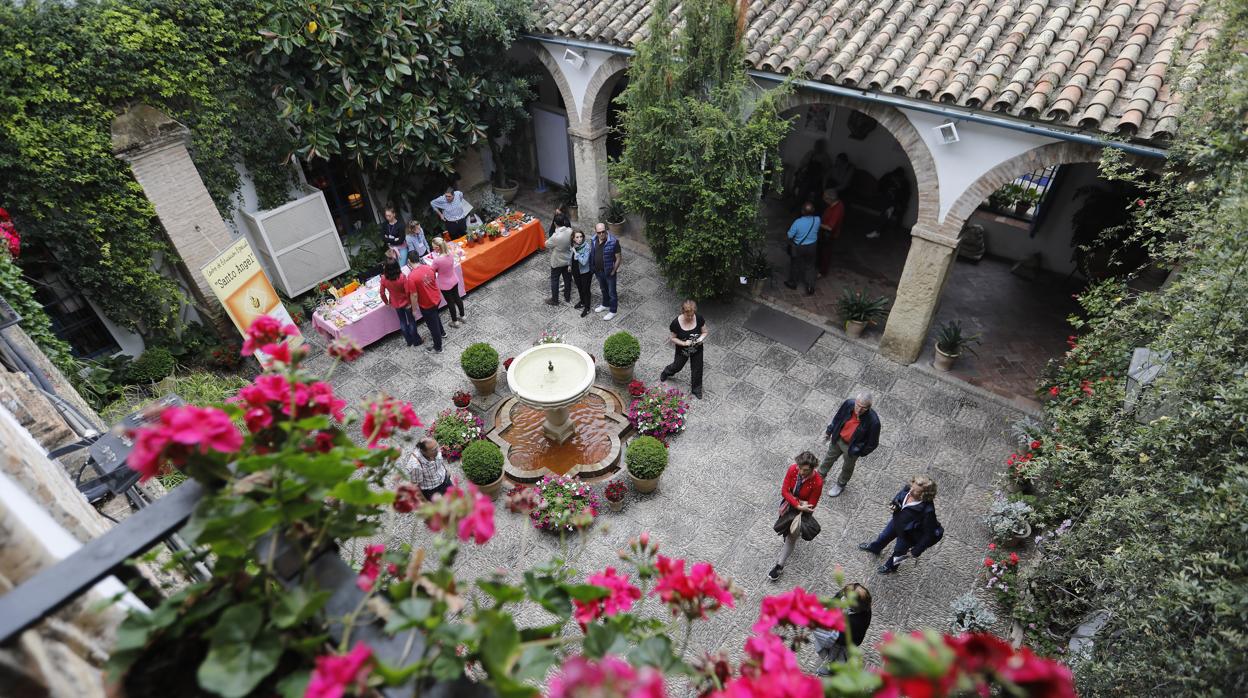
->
xmin=407 ymin=437 xmax=450 ymax=500
xmin=430 ymin=187 xmax=470 ymax=240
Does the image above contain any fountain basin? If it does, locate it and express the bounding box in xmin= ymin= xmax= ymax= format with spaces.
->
xmin=487 ymin=387 xmax=629 ymax=483
xmin=506 ymin=343 xmax=597 ymax=444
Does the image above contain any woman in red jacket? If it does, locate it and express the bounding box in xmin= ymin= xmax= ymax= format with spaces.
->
xmin=769 ymin=451 xmax=824 ymax=581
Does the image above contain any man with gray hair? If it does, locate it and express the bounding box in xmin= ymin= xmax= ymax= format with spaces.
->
xmin=820 ymin=392 xmax=881 ymax=497
xmin=406 ymin=437 xmax=450 ymax=501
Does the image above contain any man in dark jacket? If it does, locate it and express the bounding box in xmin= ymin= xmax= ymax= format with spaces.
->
xmin=821 ymin=392 xmax=881 ymax=497
xmin=859 ymin=476 xmax=939 ymax=574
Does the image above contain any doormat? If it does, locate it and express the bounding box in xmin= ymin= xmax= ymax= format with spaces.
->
xmin=742 ymin=304 xmax=824 ymax=353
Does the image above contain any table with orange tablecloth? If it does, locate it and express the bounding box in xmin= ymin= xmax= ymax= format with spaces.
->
xmin=457 ymin=218 xmax=546 ymax=291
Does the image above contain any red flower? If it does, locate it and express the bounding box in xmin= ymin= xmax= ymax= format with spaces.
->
xmin=356 ymin=544 xmax=385 ymax=591
xmin=241 ymin=315 xmax=297 ymax=356
xmin=708 ymin=633 xmax=822 ymax=697
xmin=752 ymin=587 xmax=844 ymax=634
xmin=574 ymin=567 xmax=642 ymax=628
xmin=505 ymin=485 xmax=541 ymax=514
xmin=628 ymin=379 xmax=647 ymax=397
xmin=305 ymin=430 xmax=337 ymax=453
xmin=361 ymin=396 xmax=421 ymax=447
xmin=127 ymin=406 xmax=243 ymax=483
xmin=653 ymin=555 xmax=736 ymax=619
xmin=394 ymin=482 xmax=421 ymax=513
xmin=1135 ymin=198 xmax=1146 ymax=207
xmin=997 ymin=646 xmax=1077 ymax=698
xmin=306 ymin=643 xmax=373 ymax=698
xmin=1048 ymin=386 xmax=1060 ymax=397
xmin=457 ymin=483 xmax=495 ymax=544
xmin=1029 ymin=440 xmax=1041 ymax=450
xmin=984 ymin=557 xmax=995 ymax=567
xmin=1080 ymin=379 xmax=1094 ymax=396
xmin=420 ymin=482 xmax=496 ymax=545
xmin=327 ymin=337 xmax=363 ymax=362
xmin=1009 ymin=552 xmax=1020 ymax=566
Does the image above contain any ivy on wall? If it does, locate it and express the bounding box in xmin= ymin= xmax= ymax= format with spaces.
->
xmin=0 ymin=252 xmax=77 ymax=378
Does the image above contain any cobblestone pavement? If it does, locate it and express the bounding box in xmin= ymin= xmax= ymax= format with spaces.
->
xmin=306 ymin=242 xmax=1026 ymax=686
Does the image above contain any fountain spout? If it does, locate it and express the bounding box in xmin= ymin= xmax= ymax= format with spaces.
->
xmin=548 ymin=360 xmax=554 ymax=372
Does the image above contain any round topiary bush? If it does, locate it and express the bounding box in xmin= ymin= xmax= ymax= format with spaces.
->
xmin=603 ymin=331 xmax=641 ymax=367
xmin=625 ymin=436 xmax=668 ymax=480
xmin=461 ymin=439 xmax=504 ymax=485
xmin=128 ymin=348 xmax=176 ymax=383
xmin=460 ymin=342 xmax=499 ymax=379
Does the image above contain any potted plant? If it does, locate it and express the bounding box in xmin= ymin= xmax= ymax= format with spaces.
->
xmin=460 ymin=342 xmax=500 ymax=395
xmin=428 ymin=407 xmax=485 ymax=461
xmin=1013 ymin=186 xmax=1041 ymax=217
xmin=603 ymin=480 xmax=627 ymax=512
xmin=603 ymin=331 xmax=641 ymax=384
xmin=934 ymin=320 xmax=981 ymax=371
xmin=984 ymin=498 xmax=1034 ymax=547
xmin=986 ymin=186 xmax=1012 ymax=213
xmin=625 ymin=435 xmax=668 ymax=493
xmin=949 ymin=593 xmax=998 ymax=634
xmin=478 ymin=189 xmax=507 ymax=222
xmin=554 ymin=178 xmax=579 ymax=221
xmin=837 ymin=289 xmax=890 ymax=338
xmin=746 ymin=253 xmax=771 ymax=296
xmin=461 ymin=439 xmax=506 ymax=496
xmin=452 ymin=390 xmax=472 ymax=408
xmin=603 ymin=199 xmax=627 ymax=236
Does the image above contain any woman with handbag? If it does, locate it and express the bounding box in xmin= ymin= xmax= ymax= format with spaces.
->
xmin=659 ymin=299 xmax=708 ymax=399
xmin=769 ymin=452 xmax=823 ymax=581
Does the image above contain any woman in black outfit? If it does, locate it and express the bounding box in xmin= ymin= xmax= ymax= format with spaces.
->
xmin=812 ymin=584 xmax=872 ymax=670
xmin=659 ymin=299 xmax=708 ymax=399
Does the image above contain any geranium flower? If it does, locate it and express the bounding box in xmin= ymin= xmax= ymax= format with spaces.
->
xmin=1048 ymin=386 xmax=1060 ymax=396
xmin=356 ymin=544 xmax=385 ymax=591
xmin=420 ymin=482 xmax=495 ymax=544
xmin=996 ymin=645 xmax=1076 ymax=698
xmin=127 ymin=406 xmax=243 ymax=482
xmin=1008 ymin=552 xmax=1020 ymax=565
xmin=752 ymin=587 xmax=844 ymax=634
xmin=306 ymin=643 xmax=373 ymax=698
xmin=241 ymin=315 xmax=297 ymax=356
xmin=393 ymin=482 xmax=421 ymax=513
xmin=575 ymin=567 xmax=642 ymax=628
xmin=328 ymin=337 xmax=363 ymax=362
xmin=708 ymin=633 xmax=821 ymax=698
xmin=505 ymin=485 xmax=541 ymax=514
xmin=1029 ymin=440 xmax=1041 ymax=450
xmin=458 ymin=483 xmax=495 ymax=544
xmin=653 ymin=556 xmax=736 ymax=619
xmin=361 ymin=396 xmax=421 ymax=447
xmin=548 ymin=655 xmax=665 ymax=698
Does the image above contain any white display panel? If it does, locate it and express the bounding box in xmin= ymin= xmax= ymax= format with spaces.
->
xmin=532 ymin=105 xmax=573 ymax=187
xmin=240 ymin=189 xmax=348 ymax=297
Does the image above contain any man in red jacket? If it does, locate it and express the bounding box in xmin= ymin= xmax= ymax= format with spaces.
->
xmin=769 ymin=452 xmax=824 ymax=581
xmin=818 ymin=189 xmax=845 ymax=276
xmin=406 ymin=262 xmax=444 ymax=353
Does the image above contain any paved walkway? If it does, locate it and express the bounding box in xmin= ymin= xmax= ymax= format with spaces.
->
xmin=305 ymin=227 xmax=1026 ymax=684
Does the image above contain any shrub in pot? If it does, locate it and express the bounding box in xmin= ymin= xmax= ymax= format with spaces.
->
xmin=603 ymin=331 xmax=641 ymax=384
xmin=461 ymin=439 xmax=505 ymax=496
xmin=460 ymin=343 xmax=499 ymax=394
xmin=837 ymin=289 xmax=889 ymax=338
xmin=129 ymin=347 xmax=177 ymax=383
xmin=984 ymin=498 xmax=1034 ymax=547
xmin=625 ymin=435 xmax=667 ymax=493
xmin=603 ymin=199 xmax=627 ymax=235
xmin=934 ymin=320 xmax=981 ymax=371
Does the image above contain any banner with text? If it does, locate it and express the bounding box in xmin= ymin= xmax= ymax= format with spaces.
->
xmin=200 ymin=236 xmax=299 ymax=340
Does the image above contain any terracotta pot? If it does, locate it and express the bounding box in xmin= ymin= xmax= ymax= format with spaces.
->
xmin=468 ymin=371 xmax=498 ymax=395
xmin=628 ymin=471 xmax=659 ymax=494
xmin=492 ymin=180 xmax=519 ymax=203
xmin=1002 ymin=521 xmax=1033 ymax=548
xmin=608 ymin=362 xmax=635 ymax=385
xmin=607 ymin=220 xmax=625 ymax=236
xmin=845 ymin=320 xmax=867 ymax=339
xmin=453 ymin=397 xmax=471 ymax=409
xmin=934 ymin=346 xmax=958 ymax=372
xmin=606 ymin=498 xmax=624 ymax=513
xmin=477 ymin=472 xmax=506 ymax=497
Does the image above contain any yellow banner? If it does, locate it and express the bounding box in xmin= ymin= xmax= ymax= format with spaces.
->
xmin=200 ymin=236 xmax=298 ymax=338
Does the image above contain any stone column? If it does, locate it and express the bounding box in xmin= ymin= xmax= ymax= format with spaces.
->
xmin=569 ymin=127 xmax=609 ymax=225
xmin=879 ymin=226 xmax=959 ymax=363
xmin=110 ymin=105 xmax=233 ymax=329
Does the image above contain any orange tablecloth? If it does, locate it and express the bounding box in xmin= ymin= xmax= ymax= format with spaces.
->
xmin=459 ymin=219 xmax=546 ymax=291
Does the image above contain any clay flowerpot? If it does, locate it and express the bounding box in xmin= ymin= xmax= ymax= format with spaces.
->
xmin=606 ymin=498 xmax=624 ymax=513
xmin=1003 ymin=522 xmax=1033 ymax=549
xmin=628 ymin=472 xmax=659 ymax=494
xmin=608 ymin=362 xmax=635 ymax=385
xmin=468 ymin=371 xmax=498 ymax=396
xmin=478 ymin=472 xmax=506 ymax=497
xmin=934 ymin=346 xmax=958 ymax=372
xmin=845 ymin=320 xmax=867 ymax=339
xmin=492 ymin=180 xmax=519 ymax=203
xmin=607 ymin=220 xmax=625 ymax=236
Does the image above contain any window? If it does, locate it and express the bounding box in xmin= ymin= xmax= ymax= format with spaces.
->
xmin=20 ymin=245 xmax=120 ymax=358
xmin=984 ymin=165 xmax=1060 ymax=221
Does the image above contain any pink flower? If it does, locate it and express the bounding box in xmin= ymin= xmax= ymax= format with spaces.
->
xmin=394 ymin=482 xmax=421 ymax=513
xmin=752 ymin=587 xmax=844 ymax=634
xmin=356 ymin=544 xmax=385 ymax=591
xmin=1008 ymin=552 xmax=1020 ymax=565
xmin=327 ymin=337 xmax=364 ymax=362
xmin=548 ymin=655 xmax=666 ymax=698
xmin=126 ymin=406 xmax=243 ymax=483
xmin=361 ymin=396 xmax=422 ymax=447
xmin=420 ymin=482 xmax=495 ymax=545
xmin=708 ymin=634 xmax=822 ymax=698
xmin=575 ymin=567 xmax=642 ymax=628
xmin=305 ymin=643 xmax=373 ymax=698
xmin=653 ymin=556 xmax=736 ymax=619
xmin=457 ymin=483 xmax=495 ymax=544
xmin=241 ymin=315 xmax=297 ymax=356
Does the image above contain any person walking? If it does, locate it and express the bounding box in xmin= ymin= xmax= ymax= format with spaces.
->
xmin=406 ymin=258 xmax=444 ymax=353
xmin=784 ymin=203 xmax=820 ymax=295
xmin=545 ymin=225 xmax=573 ymax=306
xmin=406 ymin=437 xmax=451 ymax=501
xmin=379 ymin=260 xmax=422 ymax=348
xmin=570 ymin=229 xmax=594 ymax=317
xmin=381 ymin=207 xmax=406 ymax=262
xmin=589 ymin=223 xmax=622 ymax=321
xmin=430 ymin=187 xmax=470 ymax=240
xmin=405 ymin=221 xmax=430 ymax=262
xmin=812 ymin=584 xmax=872 ymax=672
xmin=820 ymin=392 xmax=881 ymax=497
xmin=659 ymin=299 xmax=707 ymax=399
xmin=817 ymin=189 xmax=845 ymax=277
xmin=430 ymin=237 xmax=465 ymax=327
xmin=768 ymin=452 xmax=824 ymax=581
xmin=858 ymin=476 xmax=940 ymax=574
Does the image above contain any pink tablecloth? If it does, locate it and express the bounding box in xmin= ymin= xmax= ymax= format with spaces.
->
xmin=311 ymin=261 xmax=466 ymax=348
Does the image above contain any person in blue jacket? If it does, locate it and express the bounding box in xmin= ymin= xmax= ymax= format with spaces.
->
xmin=820 ymin=392 xmax=881 ymax=497
xmin=859 ymin=476 xmax=941 ymax=574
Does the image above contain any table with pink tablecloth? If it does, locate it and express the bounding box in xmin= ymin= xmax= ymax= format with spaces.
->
xmin=311 ymin=257 xmax=466 ymax=348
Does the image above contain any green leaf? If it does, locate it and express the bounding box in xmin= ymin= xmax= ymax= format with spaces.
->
xmin=513 ymin=645 xmax=560 ymax=683
xmin=286 ymin=454 xmax=358 ymax=484
xmin=329 ymin=479 xmax=396 ymax=505
xmin=628 ymin=635 xmax=688 ymax=675
xmin=564 ymin=583 xmax=610 ymax=602
xmin=384 ymin=598 xmax=434 ymax=633
xmin=198 ymin=604 xmax=282 ymax=698
xmin=478 ymin=579 xmax=526 ymax=605
xmin=271 ymin=587 xmax=331 ymax=629
xmin=276 ymin=671 xmax=310 ymax=698
xmin=478 ymin=612 xmax=521 ymax=676
xmin=582 ymin=623 xmax=627 ymax=658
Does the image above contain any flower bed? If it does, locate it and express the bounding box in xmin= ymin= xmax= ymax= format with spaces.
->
xmin=427 ymin=407 xmax=484 ymax=461
xmin=536 ymin=330 xmax=565 ymax=345
xmin=529 ymin=475 xmax=600 ymax=532
xmin=626 ymin=384 xmax=689 ymax=442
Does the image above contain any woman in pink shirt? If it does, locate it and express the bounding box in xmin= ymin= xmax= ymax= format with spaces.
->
xmin=430 ymin=237 xmax=465 ymax=327
xmin=378 ymin=260 xmax=422 ymax=347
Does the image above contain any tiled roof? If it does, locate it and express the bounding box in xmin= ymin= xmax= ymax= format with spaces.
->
xmin=535 ymin=0 xmax=1217 ymax=141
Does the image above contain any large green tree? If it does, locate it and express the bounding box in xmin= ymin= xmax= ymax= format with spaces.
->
xmin=611 ymin=0 xmax=790 ymax=299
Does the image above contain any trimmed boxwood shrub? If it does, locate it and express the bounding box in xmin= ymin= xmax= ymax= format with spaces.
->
xmin=460 ymin=342 xmax=499 ymax=379
xmin=625 ymin=436 xmax=667 ymax=480
xmin=128 ymin=348 xmax=177 ymax=383
xmin=603 ymin=331 xmax=641 ymax=367
xmin=460 ymin=440 xmax=503 ymax=485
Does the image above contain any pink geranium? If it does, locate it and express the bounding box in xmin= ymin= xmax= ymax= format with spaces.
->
xmin=305 ymin=643 xmax=373 ymax=698
xmin=393 ymin=482 xmax=420 ymax=513
xmin=548 ymin=655 xmax=666 ymax=698
xmin=241 ymin=315 xmax=297 ymax=356
xmin=653 ymin=555 xmax=736 ymax=619
xmin=574 ymin=567 xmax=642 ymax=628
xmin=234 ymin=375 xmax=346 ymax=433
xmin=361 ymin=396 xmax=421 ymax=447
xmin=708 ymin=634 xmax=821 ymax=698
xmin=327 ymin=337 xmax=363 ymax=362
xmin=356 ymin=544 xmax=385 ymax=592
xmin=752 ymin=587 xmax=844 ymax=634
xmin=127 ymin=406 xmax=243 ymax=482
xmin=420 ymin=481 xmax=495 ymax=545
xmin=458 ymin=483 xmax=495 ymax=544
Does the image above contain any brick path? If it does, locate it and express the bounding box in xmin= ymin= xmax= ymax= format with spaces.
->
xmin=307 ymin=235 xmax=1028 ymax=685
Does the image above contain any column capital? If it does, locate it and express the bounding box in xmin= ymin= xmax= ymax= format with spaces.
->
xmin=111 ymin=104 xmax=190 ymax=159
xmin=910 ymin=225 xmax=959 ymax=249
xmin=567 ymin=126 xmax=609 ymax=141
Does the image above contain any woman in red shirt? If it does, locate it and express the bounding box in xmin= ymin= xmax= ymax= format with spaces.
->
xmin=769 ymin=451 xmax=824 ymax=581
xmin=378 ymin=260 xmax=422 ymax=347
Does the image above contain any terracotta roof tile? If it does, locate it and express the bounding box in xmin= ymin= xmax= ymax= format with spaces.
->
xmin=535 ymin=0 xmax=1217 ymax=140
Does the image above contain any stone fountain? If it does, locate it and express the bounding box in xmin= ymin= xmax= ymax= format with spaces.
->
xmin=505 ymin=343 xmax=596 ymax=444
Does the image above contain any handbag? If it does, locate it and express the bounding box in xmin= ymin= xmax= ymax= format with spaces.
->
xmin=772 ymin=509 xmax=822 ymax=541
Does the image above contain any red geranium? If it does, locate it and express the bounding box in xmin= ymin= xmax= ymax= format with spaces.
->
xmin=126 ymin=406 xmax=243 ymax=483
xmin=241 ymin=315 xmax=298 ymax=356
xmin=361 ymin=396 xmax=421 ymax=447
xmin=574 ymin=567 xmax=642 ymax=628
xmin=752 ymin=586 xmax=844 ymax=634
xmin=653 ymin=555 xmax=736 ymax=620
